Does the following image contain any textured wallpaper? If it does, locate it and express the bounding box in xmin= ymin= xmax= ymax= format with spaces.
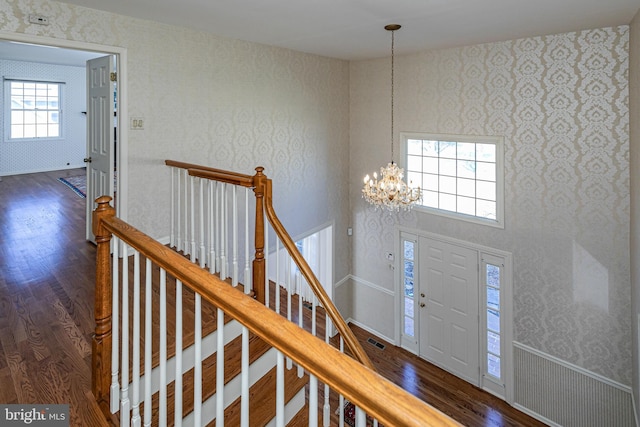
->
xmin=1 ymin=0 xmax=631 ymax=389
xmin=351 ymin=27 xmax=630 ymax=385
xmin=0 ymin=59 xmax=86 ymax=174
xmin=0 ymin=0 xmax=352 ymax=281
xmin=629 ymin=11 xmax=640 ymax=415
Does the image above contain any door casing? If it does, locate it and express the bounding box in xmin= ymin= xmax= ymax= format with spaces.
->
xmin=0 ymin=30 xmax=129 ymax=234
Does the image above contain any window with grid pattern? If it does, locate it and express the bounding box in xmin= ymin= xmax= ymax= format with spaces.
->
xmin=8 ymin=81 xmax=61 ymax=139
xmin=402 ymin=133 xmax=504 ymax=228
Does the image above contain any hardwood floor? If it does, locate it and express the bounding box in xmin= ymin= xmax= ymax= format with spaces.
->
xmin=0 ymin=169 xmax=545 ymax=426
xmin=0 ymin=169 xmax=107 ymax=426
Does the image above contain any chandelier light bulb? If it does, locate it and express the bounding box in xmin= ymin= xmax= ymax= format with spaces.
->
xmin=361 ymin=24 xmax=422 ymax=212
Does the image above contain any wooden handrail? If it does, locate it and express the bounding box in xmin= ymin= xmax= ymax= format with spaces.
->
xmin=261 ymin=178 xmax=376 ymax=371
xmin=188 ymin=168 xmax=254 ymax=188
xmin=167 ymin=160 xmax=373 ymax=370
xmin=93 ymin=196 xmax=459 ymax=426
xmin=165 ymin=159 xmax=254 ymax=180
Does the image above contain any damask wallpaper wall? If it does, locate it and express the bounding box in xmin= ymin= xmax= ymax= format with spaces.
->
xmin=1 ymin=0 xmax=634 ymax=409
xmin=628 ymin=10 xmax=640 ymax=419
xmin=0 ymin=0 xmax=352 ymax=282
xmin=350 ymin=27 xmax=631 ymax=386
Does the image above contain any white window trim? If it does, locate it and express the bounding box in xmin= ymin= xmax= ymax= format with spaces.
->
xmin=4 ymin=78 xmax=64 ymax=142
xmin=400 ymin=132 xmax=505 ymax=229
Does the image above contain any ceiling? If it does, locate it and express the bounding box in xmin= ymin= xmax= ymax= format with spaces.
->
xmin=2 ymin=0 xmax=640 ymax=64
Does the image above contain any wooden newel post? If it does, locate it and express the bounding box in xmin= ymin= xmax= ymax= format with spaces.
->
xmin=252 ymin=167 xmax=266 ymax=304
xmin=92 ymin=196 xmax=115 ymax=413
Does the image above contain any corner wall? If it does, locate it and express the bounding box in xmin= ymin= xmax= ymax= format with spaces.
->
xmin=629 ymin=9 xmax=640 ymax=425
xmin=350 ymin=26 xmax=631 ymax=389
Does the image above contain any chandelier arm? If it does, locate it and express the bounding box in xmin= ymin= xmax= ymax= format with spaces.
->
xmin=362 ymin=24 xmax=422 ymax=212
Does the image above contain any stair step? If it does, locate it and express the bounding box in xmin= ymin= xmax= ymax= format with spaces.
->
xmin=137 ymin=330 xmax=272 ymax=425
xmin=221 ymin=364 xmax=309 ymax=426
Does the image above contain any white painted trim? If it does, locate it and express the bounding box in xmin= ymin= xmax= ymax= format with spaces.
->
xmin=0 ymin=164 xmax=85 ymax=176
xmin=512 ymin=403 xmax=561 ymax=427
xmin=348 ymin=274 xmax=395 ymax=297
xmin=397 ymin=225 xmax=512 ymax=259
xmin=399 ymin=131 xmax=505 ymax=229
xmin=0 ymin=30 xmax=129 ymax=224
xmin=633 ymin=388 xmax=639 ymax=427
xmin=346 ymin=318 xmax=396 ymax=346
xmin=513 ymin=341 xmax=633 ymax=393
xmin=334 ymin=275 xmax=350 ymax=289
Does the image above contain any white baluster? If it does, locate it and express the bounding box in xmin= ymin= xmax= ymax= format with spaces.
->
xmin=216 ymin=308 xmax=225 ymax=426
xmin=110 ymin=237 xmax=120 ymax=414
xmin=215 ymin=182 xmax=221 ymax=274
xmin=144 ymin=259 xmax=152 ymax=427
xmin=323 ymin=315 xmax=331 ymax=427
xmin=286 ymin=253 xmax=292 ymax=370
xmin=297 ymin=273 xmax=304 ymax=378
xmin=174 ymin=280 xmax=183 ymax=427
xmin=170 ymin=167 xmax=175 ymax=248
xmin=275 ymin=240 xmax=280 ymax=314
xmin=339 ymin=338 xmax=344 ymax=427
xmin=241 ymin=324 xmax=249 ymax=427
xmin=264 ymin=210 xmax=269 ymax=307
xmin=241 ymin=189 xmax=251 ymax=427
xmin=244 ymin=188 xmax=251 ymax=294
xmin=209 ymin=181 xmax=216 ymax=274
xmin=232 ymin=185 xmax=238 ymax=287
xmin=159 ymin=269 xmax=167 ymax=427
xmin=199 ymin=177 xmax=206 ymax=268
xmin=181 ymin=169 xmax=188 ymax=253
xmin=276 ymin=351 xmax=285 ymax=427
xmin=176 ymin=168 xmax=182 ymax=251
xmin=193 ymin=294 xmax=202 ymax=426
xmin=312 ymin=294 xmax=317 ymax=336
xmin=220 ymin=184 xmax=227 ymax=279
xmin=189 ymin=175 xmax=196 ymax=260
xmin=309 ymin=374 xmax=318 ymax=427
xmin=131 ymin=251 xmax=141 ymax=427
xmin=355 ymin=407 xmax=366 ymax=427
xmin=120 ymin=244 xmax=130 ymax=427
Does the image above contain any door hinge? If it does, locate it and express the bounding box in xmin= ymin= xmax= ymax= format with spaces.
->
xmin=110 ymin=72 xmax=117 ymax=82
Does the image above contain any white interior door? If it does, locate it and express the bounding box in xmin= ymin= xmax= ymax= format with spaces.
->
xmin=85 ymin=55 xmax=115 ymax=242
xmin=418 ymin=237 xmax=479 ymax=385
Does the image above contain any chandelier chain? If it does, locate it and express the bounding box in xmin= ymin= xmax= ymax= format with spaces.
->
xmin=390 ymin=28 xmax=395 ymax=163
xmin=361 ymin=24 xmax=422 ymax=212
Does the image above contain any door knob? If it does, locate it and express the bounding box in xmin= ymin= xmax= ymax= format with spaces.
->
xmin=420 ymin=303 xmax=425 ymax=308
xmin=83 ymin=157 xmax=92 ymax=163
xmin=420 ymin=293 xmax=425 ymax=298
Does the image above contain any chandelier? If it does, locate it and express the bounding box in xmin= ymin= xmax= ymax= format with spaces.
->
xmin=362 ymin=24 xmax=421 ymax=212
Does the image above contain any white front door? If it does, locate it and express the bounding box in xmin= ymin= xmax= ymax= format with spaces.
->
xmin=85 ymin=55 xmax=115 ymax=242
xmin=418 ymin=236 xmax=479 ymax=385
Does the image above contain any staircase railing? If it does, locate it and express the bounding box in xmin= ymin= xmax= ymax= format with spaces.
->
xmin=165 ymin=160 xmax=373 ymax=371
xmin=92 ymin=195 xmax=459 ymax=426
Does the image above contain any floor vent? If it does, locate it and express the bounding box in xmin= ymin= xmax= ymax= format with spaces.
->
xmin=367 ymin=337 xmax=385 ymax=350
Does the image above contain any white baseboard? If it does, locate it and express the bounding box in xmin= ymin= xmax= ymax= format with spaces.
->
xmin=346 ymin=318 xmax=396 ymax=346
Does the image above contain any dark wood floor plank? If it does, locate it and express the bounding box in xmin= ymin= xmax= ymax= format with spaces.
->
xmin=0 ymin=169 xmax=546 ymax=426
